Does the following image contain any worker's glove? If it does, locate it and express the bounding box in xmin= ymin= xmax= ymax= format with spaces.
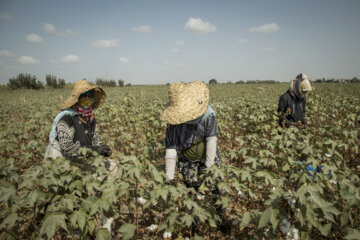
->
xmin=91 ymin=145 xmax=112 ymax=157
xmin=100 ymin=144 xmax=112 ymax=157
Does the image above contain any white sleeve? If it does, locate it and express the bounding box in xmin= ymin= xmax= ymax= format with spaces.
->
xmin=165 ymin=148 xmax=177 ymax=180
xmin=205 ymin=136 xmax=217 ymax=168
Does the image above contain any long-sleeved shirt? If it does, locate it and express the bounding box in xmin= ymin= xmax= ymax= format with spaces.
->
xmin=277 ymin=90 xmax=307 ymax=127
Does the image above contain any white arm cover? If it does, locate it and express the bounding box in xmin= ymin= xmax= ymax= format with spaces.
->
xmin=205 ymin=136 xmax=218 ymax=168
xmin=165 ymin=148 xmax=177 ymax=180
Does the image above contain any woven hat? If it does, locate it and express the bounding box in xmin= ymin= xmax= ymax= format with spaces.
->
xmin=160 ymin=81 xmax=209 ymax=125
xmin=291 ymin=73 xmax=312 ymax=97
xmin=60 ymin=80 xmax=106 ymax=109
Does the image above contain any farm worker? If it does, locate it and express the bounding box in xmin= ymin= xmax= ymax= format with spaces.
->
xmin=44 ymin=79 xmax=112 ymax=160
xmin=44 ymin=79 xmax=114 ymax=232
xmin=277 ymin=73 xmax=312 ymax=128
xmin=160 ymin=81 xmax=221 ymax=190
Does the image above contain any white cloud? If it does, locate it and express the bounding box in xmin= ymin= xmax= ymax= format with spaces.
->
xmin=0 ymin=50 xmax=15 ymax=57
xmin=41 ymin=23 xmax=77 ymax=36
xmin=237 ymin=39 xmax=247 ymax=44
xmin=184 ymin=18 xmax=216 ymax=34
xmin=60 ymin=54 xmax=79 ymax=63
xmin=19 ymin=55 xmax=39 ymax=64
xmin=172 ymin=48 xmax=180 ymax=53
xmin=26 ymin=34 xmax=43 ymax=43
xmin=265 ymin=47 xmax=276 ymax=51
xmin=42 ymin=23 xmax=56 ymax=34
xmin=249 ymin=23 xmax=279 ymax=33
xmin=132 ymin=25 xmax=153 ymax=33
xmin=0 ymin=12 xmax=11 ymax=21
xmin=176 ymin=40 xmax=185 ymax=45
xmin=92 ymin=39 xmax=119 ymax=48
xmin=119 ymin=57 xmax=130 ymax=63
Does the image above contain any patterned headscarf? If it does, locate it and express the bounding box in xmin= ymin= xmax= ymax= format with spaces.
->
xmin=73 ymin=90 xmax=95 ymax=122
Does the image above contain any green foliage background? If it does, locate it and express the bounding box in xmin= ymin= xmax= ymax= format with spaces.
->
xmin=0 ymin=83 xmax=359 ymax=239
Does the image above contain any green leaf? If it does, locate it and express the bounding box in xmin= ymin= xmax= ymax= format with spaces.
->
xmin=258 ymin=207 xmax=272 ymax=229
xmin=318 ymin=223 xmax=332 ymax=237
xmin=70 ymin=210 xmax=86 ymax=230
xmin=40 ymin=212 xmax=68 ymax=239
xmin=181 ymin=215 xmax=193 ymax=227
xmin=0 ymin=213 xmax=18 ymax=228
xmin=0 ymin=232 xmax=16 ymax=240
xmin=240 ymin=212 xmax=251 ymax=228
xmin=270 ymin=208 xmax=279 ymax=231
xmin=96 ymin=228 xmax=111 ymax=240
xmin=117 ymin=223 xmax=136 ymax=240
xmin=341 ymin=213 xmax=349 ymax=227
xmin=345 ymin=228 xmax=360 ymax=240
xmin=194 ymin=235 xmax=204 ymax=240
xmin=305 ymin=204 xmax=318 ymax=228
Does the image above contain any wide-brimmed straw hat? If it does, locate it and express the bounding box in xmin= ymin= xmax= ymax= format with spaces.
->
xmin=160 ymin=81 xmax=209 ymax=125
xmin=291 ymin=73 xmax=312 ymax=97
xmin=61 ymin=80 xmax=106 ymax=109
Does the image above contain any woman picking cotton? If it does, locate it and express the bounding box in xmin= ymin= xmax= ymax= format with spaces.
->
xmin=44 ymin=80 xmax=115 ymax=232
xmin=160 ymin=81 xmax=221 ymax=191
xmin=44 ymin=79 xmax=112 ymax=161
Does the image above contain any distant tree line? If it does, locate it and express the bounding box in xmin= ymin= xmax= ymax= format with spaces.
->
xmin=46 ymin=74 xmax=65 ymax=89
xmin=95 ymin=78 xmax=130 ymax=87
xmin=6 ymin=74 xmax=131 ymax=90
xmin=313 ymin=77 xmax=360 ymax=83
xmin=8 ymin=74 xmax=44 ymax=90
xmin=208 ymin=79 xmax=279 ymax=84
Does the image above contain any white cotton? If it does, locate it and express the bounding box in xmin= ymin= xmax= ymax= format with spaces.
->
xmin=102 ymin=217 xmax=114 ymax=232
xmin=134 ymin=196 xmax=147 ymax=205
xmin=238 ymin=190 xmax=247 ymax=199
xmin=205 ymin=136 xmax=217 ymax=168
xmin=165 ymin=148 xmax=177 ymax=180
xmin=146 ymin=224 xmax=158 ymax=232
xmin=280 ymin=219 xmax=291 ymax=234
xmin=196 ymin=193 xmax=205 ymax=201
xmin=163 ymin=231 xmax=172 ymax=239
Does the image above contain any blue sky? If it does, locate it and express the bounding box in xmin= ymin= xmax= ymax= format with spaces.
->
xmin=0 ymin=0 xmax=359 ymax=85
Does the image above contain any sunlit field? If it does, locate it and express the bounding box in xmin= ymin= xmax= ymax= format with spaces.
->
xmin=1 ymin=83 xmax=359 ymax=239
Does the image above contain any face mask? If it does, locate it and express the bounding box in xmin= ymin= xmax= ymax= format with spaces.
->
xmin=78 ymin=98 xmax=94 ymax=108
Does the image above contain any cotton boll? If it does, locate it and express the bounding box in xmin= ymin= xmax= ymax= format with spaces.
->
xmin=163 ymin=231 xmax=172 ymax=239
xmin=196 ymin=193 xmax=205 ymax=201
xmin=291 ymin=228 xmax=299 ymax=240
xmin=325 ymin=153 xmax=332 ymax=158
xmin=280 ymin=219 xmax=291 ymax=234
xmin=146 ymin=224 xmax=158 ymax=232
xmin=102 ymin=217 xmax=114 ymax=232
xmin=134 ymin=196 xmax=147 ymax=205
xmin=152 ymin=200 xmax=158 ymax=206
xmin=237 ymin=190 xmax=247 ymax=199
xmin=329 ymin=180 xmax=337 ymax=185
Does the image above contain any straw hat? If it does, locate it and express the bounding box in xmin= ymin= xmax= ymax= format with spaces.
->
xmin=60 ymin=80 xmax=106 ymax=109
xmin=291 ymin=73 xmax=312 ymax=97
xmin=160 ymin=81 xmax=210 ymax=125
